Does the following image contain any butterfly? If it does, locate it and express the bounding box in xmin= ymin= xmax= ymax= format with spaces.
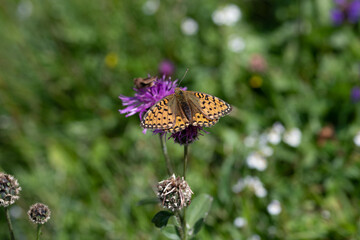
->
xmin=141 ymin=88 xmax=232 ymax=133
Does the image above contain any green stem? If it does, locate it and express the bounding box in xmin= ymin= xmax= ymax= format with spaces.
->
xmin=5 ymin=207 xmax=15 ymax=240
xmin=175 ymin=212 xmax=184 ymax=240
xmin=182 ymin=209 xmax=187 ymax=240
xmin=181 ymin=144 xmax=189 ymax=240
xmin=159 ymin=134 xmax=173 ymax=175
xmin=37 ymin=224 xmax=42 ymax=240
xmin=183 ymin=144 xmax=189 ymax=179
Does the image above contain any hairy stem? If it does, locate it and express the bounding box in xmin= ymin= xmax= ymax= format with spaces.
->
xmin=5 ymin=207 xmax=15 ymax=240
xmin=159 ymin=134 xmax=173 ymax=175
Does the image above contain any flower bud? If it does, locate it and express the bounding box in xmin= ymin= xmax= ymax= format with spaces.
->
xmin=28 ymin=203 xmax=51 ymax=224
xmin=0 ymin=173 xmax=21 ymax=207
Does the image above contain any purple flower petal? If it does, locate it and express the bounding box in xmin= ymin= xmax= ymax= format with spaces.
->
xmin=335 ymin=0 xmax=347 ymax=6
xmin=351 ymin=86 xmax=360 ymax=102
xmin=348 ymin=0 xmax=360 ymax=23
xmin=169 ymin=126 xmax=207 ymax=145
xmin=119 ymin=76 xmax=181 ymax=118
xmin=159 ymin=60 xmax=175 ymax=76
xmin=331 ymin=8 xmax=345 ymax=25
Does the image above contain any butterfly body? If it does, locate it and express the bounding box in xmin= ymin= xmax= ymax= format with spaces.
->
xmin=141 ymin=88 xmax=231 ymax=133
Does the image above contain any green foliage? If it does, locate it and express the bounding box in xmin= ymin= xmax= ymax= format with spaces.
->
xmin=152 ymin=211 xmax=174 ymax=228
xmin=186 ymin=193 xmax=213 ymax=237
xmin=0 ymin=0 xmax=360 ymax=239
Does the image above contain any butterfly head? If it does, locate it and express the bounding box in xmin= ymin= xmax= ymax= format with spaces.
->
xmin=174 ymin=87 xmax=184 ymax=96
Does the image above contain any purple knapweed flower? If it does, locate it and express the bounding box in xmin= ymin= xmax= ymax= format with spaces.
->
xmin=348 ymin=0 xmax=360 ymax=22
xmin=119 ymin=75 xmax=180 ymax=119
xmin=331 ymin=0 xmax=360 ymax=25
xmin=351 ymin=86 xmax=360 ymax=102
xmin=119 ymin=75 xmax=206 ymax=144
xmin=170 ymin=126 xmax=207 ymax=145
xmin=159 ymin=60 xmax=175 ymax=76
xmin=331 ymin=8 xmax=345 ymax=25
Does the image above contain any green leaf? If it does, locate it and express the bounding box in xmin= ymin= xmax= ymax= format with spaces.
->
xmin=161 ymin=225 xmax=181 ymax=240
xmin=186 ymin=194 xmax=213 ymax=233
xmin=193 ymin=218 xmax=204 ymax=235
xmin=152 ymin=211 xmax=174 ymax=228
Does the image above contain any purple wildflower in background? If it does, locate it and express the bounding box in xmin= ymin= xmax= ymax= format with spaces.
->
xmin=351 ymin=86 xmax=360 ymax=102
xmin=159 ymin=60 xmax=175 ymax=76
xmin=331 ymin=0 xmax=360 ymax=25
xmin=331 ymin=8 xmax=345 ymax=25
xmin=348 ymin=0 xmax=360 ymax=22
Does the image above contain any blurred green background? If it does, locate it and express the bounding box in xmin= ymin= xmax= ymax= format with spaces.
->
xmin=1 ymin=0 xmax=360 ymax=239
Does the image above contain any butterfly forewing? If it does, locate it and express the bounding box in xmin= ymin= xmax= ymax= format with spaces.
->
xmin=187 ymin=91 xmax=232 ymax=120
xmin=141 ymin=95 xmax=176 ymax=130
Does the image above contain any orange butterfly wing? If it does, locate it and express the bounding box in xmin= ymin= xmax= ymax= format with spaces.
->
xmin=187 ymin=91 xmax=232 ymax=120
xmin=141 ymin=95 xmax=176 ymax=130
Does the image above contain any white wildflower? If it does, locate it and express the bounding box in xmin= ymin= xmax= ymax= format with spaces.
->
xmin=212 ymin=4 xmax=241 ymax=26
xmin=259 ymin=145 xmax=273 ymax=157
xmin=283 ymin=128 xmax=302 ymax=147
xmin=258 ymin=133 xmax=268 ymax=146
xmin=244 ymin=134 xmax=257 ymax=148
xmin=228 ymin=35 xmax=246 ymax=52
xmin=267 ymin=123 xmax=284 ymax=145
xmin=354 ymin=131 xmax=360 ymax=146
xmin=254 ymin=185 xmax=267 ymax=198
xmin=181 ymin=18 xmax=198 ymax=35
xmin=248 ymin=234 xmax=261 ymax=240
xmin=232 ymin=176 xmax=267 ymax=198
xmin=272 ymin=122 xmax=285 ymax=134
xmin=232 ymin=178 xmax=246 ymax=193
xmin=246 ymin=152 xmax=267 ymax=171
xmin=267 ymin=130 xmax=282 ymax=145
xmin=267 ymin=200 xmax=281 ymax=215
xmin=142 ymin=0 xmax=159 ymax=15
xmin=234 ymin=217 xmax=247 ymax=228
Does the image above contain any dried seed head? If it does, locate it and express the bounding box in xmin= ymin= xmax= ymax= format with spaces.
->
xmin=157 ymin=174 xmax=193 ymax=211
xmin=28 ymin=203 xmax=51 ymax=224
xmin=0 ymin=172 xmax=21 ymax=207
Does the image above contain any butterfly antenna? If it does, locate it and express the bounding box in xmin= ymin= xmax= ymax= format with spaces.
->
xmin=178 ymin=68 xmax=189 ymax=85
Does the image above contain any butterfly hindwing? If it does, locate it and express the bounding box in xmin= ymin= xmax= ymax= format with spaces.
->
xmin=188 ymin=91 xmax=232 ymax=120
xmin=141 ymin=95 xmax=176 ymax=130
xmin=191 ymin=112 xmax=219 ymax=127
